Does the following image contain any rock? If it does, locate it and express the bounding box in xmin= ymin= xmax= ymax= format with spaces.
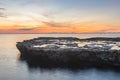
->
xmin=16 ymin=37 xmax=120 ymax=69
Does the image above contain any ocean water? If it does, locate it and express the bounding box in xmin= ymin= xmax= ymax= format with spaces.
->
xmin=0 ymin=33 xmax=120 ymax=80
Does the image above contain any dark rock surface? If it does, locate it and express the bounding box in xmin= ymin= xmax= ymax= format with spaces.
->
xmin=16 ymin=37 xmax=120 ymax=69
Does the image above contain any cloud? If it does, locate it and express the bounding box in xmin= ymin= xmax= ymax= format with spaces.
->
xmin=0 ymin=8 xmax=5 ymax=10
xmin=0 ymin=12 xmax=4 ymax=17
xmin=42 ymin=21 xmax=71 ymax=27
xmin=17 ymin=26 xmax=40 ymax=31
xmin=41 ymin=11 xmax=57 ymax=19
xmin=0 ymin=7 xmax=6 ymax=18
xmin=19 ymin=0 xmax=51 ymax=8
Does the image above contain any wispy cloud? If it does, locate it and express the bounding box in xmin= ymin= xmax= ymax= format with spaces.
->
xmin=17 ymin=26 xmax=40 ymax=31
xmin=0 ymin=7 xmax=6 ymax=18
xmin=0 ymin=8 xmax=5 ymax=10
xmin=0 ymin=12 xmax=4 ymax=17
xmin=42 ymin=21 xmax=71 ymax=27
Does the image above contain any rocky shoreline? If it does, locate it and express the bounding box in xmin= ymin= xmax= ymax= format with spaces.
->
xmin=16 ymin=37 xmax=120 ymax=69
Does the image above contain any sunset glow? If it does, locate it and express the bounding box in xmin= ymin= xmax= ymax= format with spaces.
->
xmin=0 ymin=0 xmax=120 ymax=33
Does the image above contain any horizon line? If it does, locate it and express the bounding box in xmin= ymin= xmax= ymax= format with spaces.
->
xmin=0 ymin=32 xmax=120 ymax=34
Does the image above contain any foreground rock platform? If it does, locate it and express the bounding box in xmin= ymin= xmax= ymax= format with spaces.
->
xmin=16 ymin=37 xmax=120 ymax=69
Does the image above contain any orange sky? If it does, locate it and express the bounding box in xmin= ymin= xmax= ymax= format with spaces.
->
xmin=0 ymin=22 xmax=119 ymax=34
xmin=0 ymin=0 xmax=120 ymax=33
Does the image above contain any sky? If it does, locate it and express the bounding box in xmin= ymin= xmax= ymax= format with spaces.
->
xmin=0 ymin=0 xmax=120 ymax=33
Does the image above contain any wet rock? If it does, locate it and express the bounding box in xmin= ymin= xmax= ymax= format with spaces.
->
xmin=16 ymin=37 xmax=120 ymax=69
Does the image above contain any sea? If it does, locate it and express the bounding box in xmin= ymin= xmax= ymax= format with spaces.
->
xmin=0 ymin=33 xmax=120 ymax=80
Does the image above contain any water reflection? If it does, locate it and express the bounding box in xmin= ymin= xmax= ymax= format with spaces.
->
xmin=17 ymin=53 xmax=120 ymax=80
xmin=1 ymin=34 xmax=120 ymax=80
xmin=17 ymin=52 xmax=120 ymax=74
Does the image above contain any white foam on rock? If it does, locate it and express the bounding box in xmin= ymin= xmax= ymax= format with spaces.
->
xmin=111 ymin=46 xmax=120 ymax=50
xmin=32 ymin=40 xmax=120 ymax=50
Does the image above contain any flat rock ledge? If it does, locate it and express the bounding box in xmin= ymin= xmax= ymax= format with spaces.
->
xmin=16 ymin=37 xmax=120 ymax=69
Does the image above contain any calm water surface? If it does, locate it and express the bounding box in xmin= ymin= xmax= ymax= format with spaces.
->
xmin=0 ymin=34 xmax=120 ymax=80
